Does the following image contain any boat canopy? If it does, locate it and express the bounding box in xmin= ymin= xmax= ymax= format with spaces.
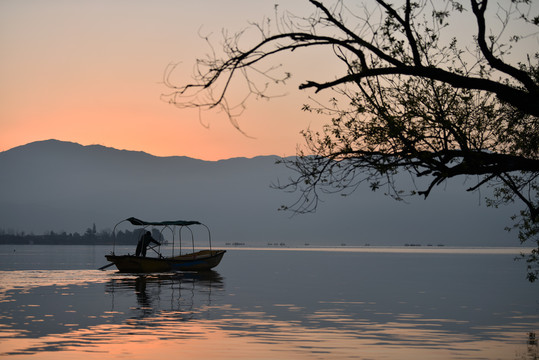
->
xmin=126 ymin=217 xmax=201 ymax=227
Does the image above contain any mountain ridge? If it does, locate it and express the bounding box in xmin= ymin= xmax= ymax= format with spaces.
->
xmin=3 ymin=139 xmax=280 ymax=163
xmin=0 ymin=139 xmax=522 ymax=247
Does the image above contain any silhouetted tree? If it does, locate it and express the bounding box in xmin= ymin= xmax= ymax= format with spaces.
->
xmin=164 ymin=0 xmax=538 ymax=281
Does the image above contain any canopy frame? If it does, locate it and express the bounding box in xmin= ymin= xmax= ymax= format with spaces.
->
xmin=111 ymin=217 xmax=211 ymax=256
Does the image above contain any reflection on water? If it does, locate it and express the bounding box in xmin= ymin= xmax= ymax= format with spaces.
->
xmin=106 ymin=271 xmax=224 ymax=320
xmin=0 ymin=248 xmax=538 ymax=359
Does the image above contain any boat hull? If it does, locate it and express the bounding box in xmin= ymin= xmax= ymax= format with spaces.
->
xmin=105 ymin=250 xmax=226 ymax=273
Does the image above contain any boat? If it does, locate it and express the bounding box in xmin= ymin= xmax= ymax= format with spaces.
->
xmin=103 ymin=217 xmax=226 ymax=272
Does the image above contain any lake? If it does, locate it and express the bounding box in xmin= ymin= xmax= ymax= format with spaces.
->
xmin=0 ymin=245 xmax=537 ymax=359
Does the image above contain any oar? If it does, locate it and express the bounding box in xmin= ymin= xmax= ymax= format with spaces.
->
xmin=148 ymin=243 xmax=163 ymax=257
xmin=98 ymin=262 xmax=115 ymax=271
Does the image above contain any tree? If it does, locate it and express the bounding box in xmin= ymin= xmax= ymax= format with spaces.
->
xmin=164 ymin=0 xmax=539 ymax=280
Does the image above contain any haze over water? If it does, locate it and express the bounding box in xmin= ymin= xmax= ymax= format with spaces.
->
xmin=0 ymin=245 xmax=537 ymax=359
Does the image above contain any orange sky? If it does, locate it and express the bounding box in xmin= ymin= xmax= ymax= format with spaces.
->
xmin=0 ymin=0 xmax=334 ymax=160
xmin=2 ymin=1 xmax=536 ymax=160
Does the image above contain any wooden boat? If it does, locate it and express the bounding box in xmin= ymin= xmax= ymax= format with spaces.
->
xmin=103 ymin=217 xmax=226 ymax=272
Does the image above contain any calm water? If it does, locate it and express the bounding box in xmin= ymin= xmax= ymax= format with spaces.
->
xmin=0 ymin=245 xmax=537 ymax=359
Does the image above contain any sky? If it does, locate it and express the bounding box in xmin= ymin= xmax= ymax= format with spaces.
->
xmin=1 ymin=1 xmax=537 ymax=160
xmin=0 ymin=0 xmax=335 ymax=160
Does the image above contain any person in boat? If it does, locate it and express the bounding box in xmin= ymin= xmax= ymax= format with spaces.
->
xmin=135 ymin=231 xmax=161 ymax=257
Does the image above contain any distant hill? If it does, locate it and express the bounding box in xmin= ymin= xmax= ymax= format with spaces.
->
xmin=0 ymin=139 xmax=522 ymax=246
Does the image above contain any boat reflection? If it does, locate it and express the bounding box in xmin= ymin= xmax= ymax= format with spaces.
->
xmin=105 ymin=271 xmax=224 ymax=321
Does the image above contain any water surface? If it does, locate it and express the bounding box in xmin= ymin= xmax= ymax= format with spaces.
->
xmin=0 ymin=245 xmax=537 ymax=359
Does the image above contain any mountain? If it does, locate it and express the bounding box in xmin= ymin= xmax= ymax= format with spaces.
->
xmin=0 ymin=139 xmax=522 ymax=246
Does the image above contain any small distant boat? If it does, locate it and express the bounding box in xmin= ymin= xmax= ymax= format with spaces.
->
xmin=103 ymin=217 xmax=226 ymax=273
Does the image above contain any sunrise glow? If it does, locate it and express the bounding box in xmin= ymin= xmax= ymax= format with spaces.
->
xmin=0 ymin=0 xmax=336 ymax=160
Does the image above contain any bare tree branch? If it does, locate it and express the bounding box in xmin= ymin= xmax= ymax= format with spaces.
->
xmin=167 ymin=0 xmax=539 ymax=280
